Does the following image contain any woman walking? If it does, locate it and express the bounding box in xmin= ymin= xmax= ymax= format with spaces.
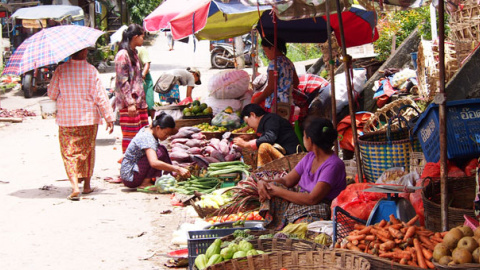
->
xmin=114 ymin=24 xmax=149 ymax=153
xmin=48 ymin=48 xmax=115 ymax=201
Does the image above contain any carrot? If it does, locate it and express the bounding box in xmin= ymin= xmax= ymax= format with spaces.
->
xmin=400 ymin=227 xmax=408 ymax=234
xmin=390 ymin=223 xmax=403 ymax=230
xmin=407 ymin=215 xmax=419 ymax=226
xmin=440 ymin=231 xmax=448 ymax=237
xmin=434 ymin=232 xmax=442 ymax=238
xmin=419 ymin=235 xmax=435 ymax=247
xmin=357 ymin=243 xmax=366 ymax=250
xmin=380 ymin=240 xmax=396 ymax=251
xmin=354 ymin=224 xmax=366 ymax=230
xmin=352 ymin=239 xmax=359 ymax=246
xmin=334 ymin=242 xmax=341 ymax=248
xmin=388 ymin=226 xmax=404 ymax=239
xmin=378 ymin=219 xmax=387 ymax=227
xmin=416 ymin=230 xmax=434 ymax=237
xmin=431 ymin=236 xmax=443 ymax=243
xmin=347 ymin=242 xmax=361 ymax=251
xmin=358 ymin=226 xmax=372 ymax=235
xmin=407 ymin=260 xmax=419 ymax=267
xmin=425 ymin=259 xmax=434 ymax=269
xmin=379 ymin=252 xmax=412 ymax=260
xmin=347 ymin=235 xmax=366 ymax=241
xmin=365 ymin=235 xmax=375 ymax=241
xmin=389 ymin=214 xmax=401 ymax=224
xmin=403 ymin=226 xmax=416 ymax=241
xmin=422 ymin=248 xmax=433 ymax=260
xmin=414 ymin=238 xmax=428 ymax=269
xmin=399 ymin=258 xmax=408 ymax=265
xmin=371 ymin=228 xmax=391 ymax=239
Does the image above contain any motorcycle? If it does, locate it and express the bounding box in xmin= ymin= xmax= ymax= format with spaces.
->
xmin=210 ymin=34 xmax=254 ymax=69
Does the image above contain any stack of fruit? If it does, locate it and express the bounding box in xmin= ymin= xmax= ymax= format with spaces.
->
xmin=433 ymin=225 xmax=480 ymax=267
xmin=182 ymin=100 xmax=213 ymax=117
xmin=195 ymin=123 xmax=227 ymax=133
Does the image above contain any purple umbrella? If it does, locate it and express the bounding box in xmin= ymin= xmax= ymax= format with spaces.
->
xmin=2 ymin=25 xmax=104 ymax=75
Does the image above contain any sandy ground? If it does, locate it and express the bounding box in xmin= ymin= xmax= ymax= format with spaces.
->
xmin=0 ymin=34 xmax=215 ymax=270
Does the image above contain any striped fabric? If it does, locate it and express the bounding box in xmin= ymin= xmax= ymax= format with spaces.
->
xmin=59 ymin=125 xmax=98 ymax=181
xmin=119 ymin=108 xmax=149 ymax=153
xmin=48 ymin=59 xmax=116 ymax=127
xmin=298 ymin=74 xmax=329 ymax=94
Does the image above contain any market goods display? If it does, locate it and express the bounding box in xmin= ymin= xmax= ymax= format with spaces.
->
xmin=207 ymin=69 xmax=250 ymax=99
xmin=231 ymin=126 xmax=255 ymax=134
xmin=432 ymin=225 xmax=480 ymax=268
xmin=175 ymin=176 xmax=221 ymax=195
xmin=211 ymin=108 xmax=241 ymax=130
xmin=183 ymin=100 xmax=213 ymax=117
xmin=206 ymin=161 xmax=250 ymax=178
xmin=195 ymin=123 xmax=228 ymax=133
xmin=337 ymin=214 xmax=443 ymax=269
xmin=205 ymin=211 xmax=263 ymax=224
xmin=193 ymin=188 xmax=233 ymax=209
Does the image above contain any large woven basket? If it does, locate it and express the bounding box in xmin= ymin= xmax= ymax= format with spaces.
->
xmin=206 ymin=250 xmax=371 ymax=270
xmin=433 ymin=261 xmax=480 ymax=270
xmin=176 ymin=117 xmax=212 ymax=128
xmin=422 ymin=176 xmax=476 ymax=232
xmin=191 ymin=198 xmax=218 ymax=218
xmin=358 ymin=129 xmax=422 ymax=183
xmin=363 ymin=98 xmax=421 ymax=133
xmin=253 ymin=152 xmax=307 ymax=174
xmin=337 ymin=249 xmax=421 ymax=270
xmin=449 ymin=0 xmax=480 ymax=42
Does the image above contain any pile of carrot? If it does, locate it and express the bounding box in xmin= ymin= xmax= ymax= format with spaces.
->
xmin=336 ymin=214 xmax=446 ymax=269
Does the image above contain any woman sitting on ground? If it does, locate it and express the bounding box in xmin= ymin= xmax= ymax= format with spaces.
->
xmin=257 ymin=117 xmax=346 ymax=230
xmin=120 ymin=112 xmax=190 ymax=189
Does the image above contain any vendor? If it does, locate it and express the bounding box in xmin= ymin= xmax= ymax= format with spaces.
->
xmin=233 ymin=104 xmax=301 ymax=168
xmin=120 ymin=112 xmax=190 ymax=190
xmin=158 ymin=67 xmax=201 ymax=104
xmin=257 ymin=117 xmax=346 ymax=229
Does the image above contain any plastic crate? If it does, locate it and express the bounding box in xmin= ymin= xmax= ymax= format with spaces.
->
xmin=413 ymin=98 xmax=480 ymax=162
xmin=187 ymin=227 xmax=263 ymax=270
xmin=332 ymin=206 xmax=366 ymax=244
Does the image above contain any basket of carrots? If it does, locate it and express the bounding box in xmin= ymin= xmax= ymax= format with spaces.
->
xmin=336 ymin=214 xmax=444 ymax=269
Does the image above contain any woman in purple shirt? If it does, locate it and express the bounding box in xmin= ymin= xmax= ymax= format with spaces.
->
xmin=258 ymin=118 xmax=346 ymax=229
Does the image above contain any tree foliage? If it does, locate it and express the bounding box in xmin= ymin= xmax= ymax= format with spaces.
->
xmin=126 ymin=0 xmax=163 ymax=25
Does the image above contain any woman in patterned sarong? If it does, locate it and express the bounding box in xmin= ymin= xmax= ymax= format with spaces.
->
xmin=114 ymin=24 xmax=149 ymax=153
xmin=257 ymin=118 xmax=347 ymax=230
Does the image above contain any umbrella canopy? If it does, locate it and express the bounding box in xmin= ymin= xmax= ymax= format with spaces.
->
xmin=2 ymin=25 xmax=104 ymax=76
xmin=143 ymin=0 xmax=194 ymax=32
xmin=169 ymin=0 xmax=270 ymax=40
xmin=10 ymin=5 xmax=84 ymax=21
xmin=257 ymin=6 xmax=378 ymax=46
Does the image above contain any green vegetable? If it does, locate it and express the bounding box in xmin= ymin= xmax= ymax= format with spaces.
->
xmin=205 ymin=238 xmax=222 ymax=259
xmin=232 ymin=250 xmax=247 ymax=259
xmin=238 ymin=240 xmax=253 ymax=252
xmin=228 ymin=243 xmax=239 ymax=253
xmin=246 ymin=249 xmax=258 ymax=256
xmin=195 ymin=254 xmax=208 ymax=270
xmin=206 ymin=254 xmax=223 ymax=267
xmin=256 ymin=250 xmax=265 ymax=254
xmin=220 ymin=247 xmax=234 ymax=260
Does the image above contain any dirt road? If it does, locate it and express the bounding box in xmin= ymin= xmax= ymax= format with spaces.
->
xmin=0 ymin=34 xmax=211 ymax=269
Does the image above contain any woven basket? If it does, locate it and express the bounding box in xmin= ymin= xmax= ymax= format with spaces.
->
xmin=449 ymin=0 xmax=480 ymax=42
xmin=191 ymin=198 xmax=219 ymax=218
xmin=176 ymin=117 xmax=212 ymax=128
xmin=358 ymin=129 xmax=422 ymax=183
xmin=454 ymin=40 xmax=477 ymax=64
xmin=433 ymin=261 xmax=480 ymax=270
xmin=253 ymin=152 xmax=307 ymax=174
xmin=363 ymin=98 xmax=421 ymax=133
xmin=337 ymin=249 xmax=421 ymax=270
xmin=241 ymin=147 xmax=257 ymax=171
xmin=202 ymin=131 xmax=224 ymax=140
xmin=422 ymin=176 xmax=476 ymax=232
xmin=206 ymin=250 xmax=371 ymax=270
xmin=231 ymin=132 xmax=257 ymax=141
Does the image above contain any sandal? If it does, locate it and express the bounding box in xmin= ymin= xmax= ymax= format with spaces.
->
xmin=136 ymin=185 xmax=158 ymax=193
xmin=67 ymin=195 xmax=80 ymax=201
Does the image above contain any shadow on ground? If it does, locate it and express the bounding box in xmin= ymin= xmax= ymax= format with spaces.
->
xmin=9 ymin=185 xmax=112 ymax=199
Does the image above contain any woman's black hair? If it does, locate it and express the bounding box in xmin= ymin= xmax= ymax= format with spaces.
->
xmin=261 ymin=34 xmax=287 ymax=55
xmin=241 ymin=104 xmax=266 ymax=119
xmin=118 ymin=24 xmax=144 ymax=66
xmin=304 ymin=117 xmax=337 ymax=152
xmin=152 ymin=112 xmax=175 ymax=129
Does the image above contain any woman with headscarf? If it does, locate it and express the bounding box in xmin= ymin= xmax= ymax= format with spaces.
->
xmin=114 ymin=24 xmax=148 ymax=153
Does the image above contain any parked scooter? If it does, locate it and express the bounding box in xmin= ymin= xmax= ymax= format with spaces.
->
xmin=210 ymin=34 xmax=253 ymax=69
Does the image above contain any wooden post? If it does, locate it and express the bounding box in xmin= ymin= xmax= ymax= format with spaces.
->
xmin=335 ymin=0 xmax=363 ymax=182
xmin=437 ymin=0 xmax=449 ymax=232
xmin=325 ymin=0 xmax=338 ymax=155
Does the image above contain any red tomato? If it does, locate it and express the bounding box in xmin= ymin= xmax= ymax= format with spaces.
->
xmin=247 ymin=212 xmax=255 ymax=221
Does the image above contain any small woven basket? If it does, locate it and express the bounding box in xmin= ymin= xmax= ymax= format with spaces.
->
xmin=422 ymin=176 xmax=476 ymax=232
xmin=191 ymin=198 xmax=219 ymax=218
xmin=206 ymin=250 xmax=371 ymax=270
xmin=241 ymin=147 xmax=258 ymax=170
xmin=433 ymin=261 xmax=480 ymax=270
xmin=202 ymin=131 xmax=224 ymax=140
xmin=363 ymin=97 xmax=421 ymax=133
xmin=176 ymin=117 xmax=212 ymax=128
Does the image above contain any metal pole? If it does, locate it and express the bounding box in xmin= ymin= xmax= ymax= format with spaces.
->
xmin=437 ymin=0 xmax=449 ymax=232
xmin=325 ymin=0 xmax=338 ymax=155
xmin=335 ymin=0 xmax=363 ymax=182
xmin=272 ymin=13 xmax=278 ymax=114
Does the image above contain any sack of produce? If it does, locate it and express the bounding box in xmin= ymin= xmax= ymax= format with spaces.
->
xmin=211 ymin=111 xmax=241 ymax=130
xmin=202 ymin=96 xmax=242 ymax=115
xmin=208 ymin=69 xmax=250 ymax=99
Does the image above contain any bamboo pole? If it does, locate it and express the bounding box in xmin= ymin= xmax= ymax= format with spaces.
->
xmin=272 ymin=13 xmax=278 ymax=114
xmin=335 ymin=0 xmax=363 ymax=182
xmin=437 ymin=0 xmax=449 ymax=232
xmin=325 ymin=0 xmax=338 ymax=155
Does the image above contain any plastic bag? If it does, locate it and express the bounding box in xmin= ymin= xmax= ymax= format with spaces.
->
xmin=331 ymin=183 xmax=386 ymax=221
xmin=211 ymin=111 xmax=241 ymax=130
xmin=208 ymin=69 xmax=250 ymax=99
xmin=391 ymin=69 xmax=416 ymax=88
xmin=409 ymin=177 xmax=431 ymax=226
xmin=334 ymin=68 xmax=367 ymax=113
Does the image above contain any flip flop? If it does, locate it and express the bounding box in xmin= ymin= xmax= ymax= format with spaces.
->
xmin=136 ymin=185 xmax=158 ymax=193
xmin=67 ymin=195 xmax=80 ymax=201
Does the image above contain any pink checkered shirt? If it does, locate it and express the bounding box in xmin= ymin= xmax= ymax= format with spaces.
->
xmin=48 ymin=59 xmax=115 ymax=127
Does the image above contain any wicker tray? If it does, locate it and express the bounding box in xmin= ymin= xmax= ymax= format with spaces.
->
xmin=363 ymin=97 xmax=421 ymax=133
xmin=433 ymin=261 xmax=480 ymax=270
xmin=253 ymin=152 xmax=307 ymax=174
xmin=202 ymin=131 xmax=224 ymax=140
xmin=422 ymin=176 xmax=476 ymax=232
xmin=176 ymin=117 xmax=211 ymax=128
xmin=191 ymin=198 xmax=218 ymax=218
xmin=337 ymin=249 xmax=421 ymax=270
xmin=231 ymin=132 xmax=257 ymax=141
xmin=206 ymin=250 xmax=371 ymax=270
